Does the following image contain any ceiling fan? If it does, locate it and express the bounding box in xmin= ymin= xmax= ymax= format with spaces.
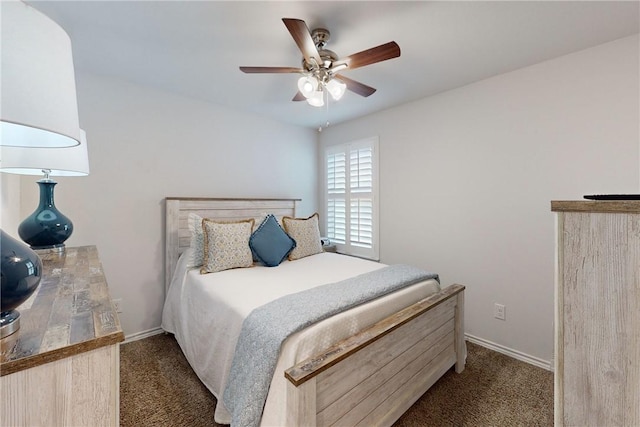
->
xmin=239 ymin=18 xmax=401 ymax=107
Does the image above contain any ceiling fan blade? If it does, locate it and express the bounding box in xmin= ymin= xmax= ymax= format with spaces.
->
xmin=282 ymin=18 xmax=322 ymax=66
xmin=239 ymin=66 xmax=302 ymax=74
xmin=334 ymin=41 xmax=400 ymax=71
xmin=292 ymin=92 xmax=306 ymax=101
xmin=334 ymin=75 xmax=377 ymax=97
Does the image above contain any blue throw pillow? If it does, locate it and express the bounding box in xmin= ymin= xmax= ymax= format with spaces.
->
xmin=249 ymin=214 xmax=296 ymax=267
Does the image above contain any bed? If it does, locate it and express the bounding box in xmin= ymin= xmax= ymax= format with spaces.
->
xmin=162 ymin=197 xmax=466 ymax=426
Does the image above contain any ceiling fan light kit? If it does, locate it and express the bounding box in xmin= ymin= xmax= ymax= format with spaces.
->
xmin=240 ymin=18 xmax=400 ymax=108
xmin=297 ymin=74 xmax=346 ymax=106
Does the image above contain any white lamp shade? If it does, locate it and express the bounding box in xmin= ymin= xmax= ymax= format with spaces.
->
xmin=306 ymin=90 xmax=325 ymax=107
xmin=0 ymin=130 xmax=90 ymax=176
xmin=0 ymin=0 xmax=81 ymax=148
xmin=326 ymin=79 xmax=347 ymax=101
xmin=297 ymin=76 xmax=318 ymax=98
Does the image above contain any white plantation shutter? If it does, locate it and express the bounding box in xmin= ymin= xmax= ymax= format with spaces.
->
xmin=325 ymin=137 xmax=379 ymax=260
xmin=350 ymin=198 xmax=373 ymax=247
xmin=327 ymin=198 xmax=346 ymax=243
xmin=326 ymin=151 xmax=346 ymax=243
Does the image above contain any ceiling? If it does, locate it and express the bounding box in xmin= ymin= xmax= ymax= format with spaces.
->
xmin=27 ymin=1 xmax=640 ymax=130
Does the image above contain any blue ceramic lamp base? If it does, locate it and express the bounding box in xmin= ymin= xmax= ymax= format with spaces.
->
xmin=19 ymin=180 xmax=73 ymax=250
xmin=0 ymin=230 xmax=43 ymax=338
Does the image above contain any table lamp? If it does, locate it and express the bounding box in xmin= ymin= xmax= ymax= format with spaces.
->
xmin=1 ymin=0 xmax=83 ymax=338
xmin=0 ymin=131 xmax=90 ymax=250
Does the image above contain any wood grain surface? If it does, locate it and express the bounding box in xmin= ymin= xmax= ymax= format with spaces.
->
xmin=554 ymin=206 xmax=640 ymax=426
xmin=551 ymin=200 xmax=640 ymax=213
xmin=0 ymin=246 xmax=124 ymax=376
xmin=285 ymin=284 xmax=465 ymax=386
xmin=284 ymin=284 xmax=465 ymax=426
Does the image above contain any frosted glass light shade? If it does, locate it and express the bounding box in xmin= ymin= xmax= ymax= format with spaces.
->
xmin=306 ymin=90 xmax=325 ymax=107
xmin=0 ymin=130 xmax=90 ymax=177
xmin=0 ymin=0 xmax=81 ymax=148
xmin=297 ymin=76 xmax=318 ymax=98
xmin=326 ymin=79 xmax=347 ymax=101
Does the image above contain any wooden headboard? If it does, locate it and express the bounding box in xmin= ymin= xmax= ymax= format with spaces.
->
xmin=164 ymin=197 xmax=300 ymax=291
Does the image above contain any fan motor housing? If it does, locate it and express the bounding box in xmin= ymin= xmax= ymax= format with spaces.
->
xmin=311 ymin=28 xmax=330 ymax=48
xmin=302 ymin=28 xmax=338 ymax=71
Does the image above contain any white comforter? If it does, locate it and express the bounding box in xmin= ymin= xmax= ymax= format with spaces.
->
xmin=161 ymin=251 xmax=440 ymax=426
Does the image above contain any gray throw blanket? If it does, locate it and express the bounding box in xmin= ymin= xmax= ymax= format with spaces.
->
xmin=222 ymin=264 xmax=439 ymax=427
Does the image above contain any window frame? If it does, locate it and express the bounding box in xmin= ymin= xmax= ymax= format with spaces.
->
xmin=323 ymin=136 xmax=379 ymax=261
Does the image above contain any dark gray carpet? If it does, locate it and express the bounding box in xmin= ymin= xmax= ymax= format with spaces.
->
xmin=120 ymin=334 xmax=553 ymax=426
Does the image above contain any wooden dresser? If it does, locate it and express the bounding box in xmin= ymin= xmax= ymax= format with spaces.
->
xmin=0 ymin=245 xmax=124 ymax=426
xmin=552 ymin=201 xmax=640 ymax=426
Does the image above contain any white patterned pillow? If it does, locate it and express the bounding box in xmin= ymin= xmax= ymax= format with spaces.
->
xmin=282 ymin=213 xmax=323 ymax=261
xmin=187 ymin=213 xmax=204 ymax=268
xmin=200 ymin=218 xmax=255 ymax=274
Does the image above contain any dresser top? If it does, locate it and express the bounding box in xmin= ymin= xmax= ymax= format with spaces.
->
xmin=0 ymin=245 xmax=124 ymax=376
xmin=551 ymin=200 xmax=640 ymax=214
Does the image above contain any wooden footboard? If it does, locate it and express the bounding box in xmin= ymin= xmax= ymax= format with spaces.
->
xmin=284 ymin=284 xmax=465 ymax=427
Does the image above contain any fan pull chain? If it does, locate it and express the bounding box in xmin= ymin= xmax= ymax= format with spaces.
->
xmin=318 ymin=90 xmax=330 ymax=132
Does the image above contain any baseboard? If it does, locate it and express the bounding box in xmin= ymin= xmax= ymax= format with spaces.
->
xmin=465 ymin=334 xmax=553 ymax=372
xmin=124 ymin=327 xmax=165 ymax=344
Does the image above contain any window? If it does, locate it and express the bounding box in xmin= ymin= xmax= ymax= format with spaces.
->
xmin=324 ymin=137 xmax=379 ymax=260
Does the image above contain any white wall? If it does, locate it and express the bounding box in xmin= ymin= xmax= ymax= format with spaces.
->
xmin=19 ymin=72 xmax=318 ymax=337
xmin=318 ymin=35 xmax=640 ymax=364
xmin=0 ymin=174 xmax=21 ymax=234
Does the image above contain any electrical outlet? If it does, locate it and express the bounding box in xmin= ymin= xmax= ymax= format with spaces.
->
xmin=113 ymin=298 xmax=123 ymax=313
xmin=494 ymin=303 xmax=506 ymax=320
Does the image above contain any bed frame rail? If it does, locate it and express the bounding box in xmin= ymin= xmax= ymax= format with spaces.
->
xmin=285 ymin=284 xmax=465 ymax=427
